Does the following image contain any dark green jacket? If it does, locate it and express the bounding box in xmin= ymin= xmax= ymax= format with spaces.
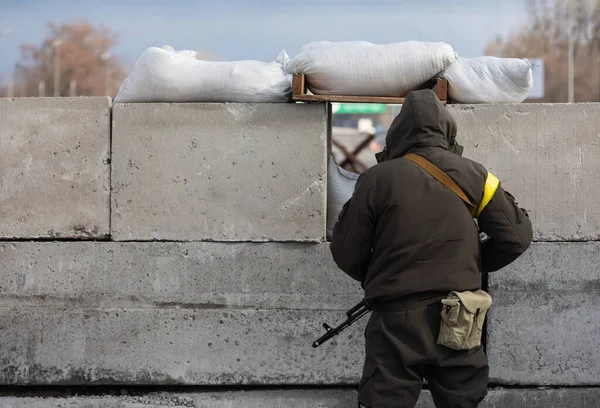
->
xmin=330 ymin=90 xmax=533 ymax=306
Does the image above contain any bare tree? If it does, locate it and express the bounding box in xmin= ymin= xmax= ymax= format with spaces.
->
xmin=13 ymin=20 xmax=126 ymax=97
xmin=486 ymin=0 xmax=600 ymax=102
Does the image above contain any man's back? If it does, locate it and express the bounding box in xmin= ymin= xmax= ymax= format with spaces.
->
xmin=331 ymin=90 xmax=532 ymax=306
xmin=351 ymin=150 xmax=485 ymax=306
xmin=330 ymin=89 xmax=533 ymax=408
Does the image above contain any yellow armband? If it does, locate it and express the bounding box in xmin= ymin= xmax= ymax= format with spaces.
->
xmin=475 ymin=172 xmax=500 ymax=217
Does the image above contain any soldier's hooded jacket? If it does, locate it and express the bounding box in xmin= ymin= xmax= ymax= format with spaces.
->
xmin=330 ymin=89 xmax=533 ymax=307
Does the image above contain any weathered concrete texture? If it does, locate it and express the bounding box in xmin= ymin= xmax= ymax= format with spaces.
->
xmin=0 ymin=390 xmax=358 ymax=408
xmin=0 ymin=307 xmax=365 ymax=385
xmin=0 ymin=242 xmax=361 ymax=310
xmin=0 ymin=97 xmax=111 ymax=238
xmin=0 ymin=242 xmax=364 ymax=385
xmin=481 ymin=388 xmax=600 ymax=407
xmin=2 ymin=388 xmax=600 ymax=407
xmin=4 ymin=242 xmax=598 ymax=387
xmin=450 ymin=103 xmax=600 ymax=241
xmin=421 ymin=388 xmax=600 ymax=407
xmin=111 ymin=103 xmax=328 ymax=241
xmin=488 ymin=242 xmax=600 ymax=385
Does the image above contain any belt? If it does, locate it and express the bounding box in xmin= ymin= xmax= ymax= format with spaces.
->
xmin=369 ymin=293 xmax=446 ymax=312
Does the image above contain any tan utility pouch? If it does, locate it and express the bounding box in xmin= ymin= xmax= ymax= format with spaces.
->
xmin=437 ymin=290 xmax=492 ymax=351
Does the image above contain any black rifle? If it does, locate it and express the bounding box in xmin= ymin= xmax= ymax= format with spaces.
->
xmin=312 ymin=300 xmax=371 ymax=348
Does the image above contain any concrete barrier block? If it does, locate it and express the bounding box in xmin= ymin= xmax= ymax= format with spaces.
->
xmin=0 ymin=391 xmax=358 ymax=408
xmin=423 ymin=388 xmax=600 ymax=407
xmin=6 ymin=241 xmax=598 ymax=387
xmin=3 ymin=388 xmax=600 ymax=407
xmin=450 ymin=103 xmax=600 ymax=241
xmin=487 ymin=242 xmax=600 ymax=385
xmin=0 ymin=242 xmax=361 ymax=310
xmin=0 ymin=242 xmax=363 ymax=385
xmin=0 ymin=307 xmax=364 ymax=385
xmin=111 ymin=103 xmax=328 ymax=241
xmin=480 ymin=388 xmax=600 ymax=407
xmin=0 ymin=97 xmax=111 ymax=238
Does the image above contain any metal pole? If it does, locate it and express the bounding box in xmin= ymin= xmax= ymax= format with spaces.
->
xmin=53 ymin=39 xmax=62 ymax=97
xmin=39 ymin=81 xmax=45 ymax=97
xmin=568 ymin=0 xmax=575 ymax=103
xmin=105 ymin=65 xmax=110 ymax=96
xmin=70 ymin=80 xmax=76 ymax=97
xmin=101 ymin=52 xmax=111 ymax=96
xmin=54 ymin=48 xmax=60 ymax=97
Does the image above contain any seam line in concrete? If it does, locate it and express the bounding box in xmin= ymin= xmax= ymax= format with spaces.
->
xmin=0 ymin=237 xmax=111 ymax=242
xmin=488 ymin=385 xmax=600 ymax=389
xmin=1 ymin=384 xmax=599 ymax=398
xmin=0 ymin=303 xmax=350 ymax=312
xmin=0 ymin=238 xmax=325 ymax=243
xmin=0 ymin=384 xmax=360 ymax=397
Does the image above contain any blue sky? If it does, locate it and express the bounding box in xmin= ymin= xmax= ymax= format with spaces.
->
xmin=0 ymin=0 xmax=527 ymax=79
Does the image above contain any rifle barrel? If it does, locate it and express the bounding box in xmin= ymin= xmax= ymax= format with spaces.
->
xmin=312 ymin=303 xmax=370 ymax=348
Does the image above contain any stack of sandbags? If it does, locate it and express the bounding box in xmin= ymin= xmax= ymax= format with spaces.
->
xmin=285 ymin=41 xmax=458 ymax=96
xmin=443 ymin=57 xmax=533 ymax=103
xmin=114 ymin=46 xmax=292 ymax=103
xmin=326 ymin=153 xmax=359 ymax=240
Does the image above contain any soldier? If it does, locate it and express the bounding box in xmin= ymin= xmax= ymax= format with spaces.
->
xmin=330 ymin=89 xmax=533 ymax=408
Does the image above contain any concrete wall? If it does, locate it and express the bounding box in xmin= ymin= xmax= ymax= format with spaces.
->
xmin=1 ymin=99 xmax=599 ymax=406
xmin=0 ymin=97 xmax=111 ymax=239
xmin=450 ymin=103 xmax=600 ymax=241
xmin=487 ymin=243 xmax=600 ymax=385
xmin=111 ymin=103 xmax=328 ymax=242
xmin=449 ymin=103 xmax=600 ymax=390
xmin=1 ymin=242 xmax=597 ymax=388
xmin=2 ymin=388 xmax=600 ymax=407
xmin=0 ymin=242 xmax=364 ymax=385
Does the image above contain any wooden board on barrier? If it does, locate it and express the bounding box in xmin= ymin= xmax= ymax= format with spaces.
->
xmin=291 ymin=74 xmax=448 ymax=104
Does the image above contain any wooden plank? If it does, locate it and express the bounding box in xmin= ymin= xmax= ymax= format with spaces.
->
xmin=291 ymin=74 xmax=447 ymax=104
xmin=436 ymin=78 xmax=448 ymax=102
xmin=293 ymin=94 xmax=407 ymax=104
xmin=291 ymin=74 xmax=306 ymax=96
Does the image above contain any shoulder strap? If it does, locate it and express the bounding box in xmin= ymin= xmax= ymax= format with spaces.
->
xmin=404 ymin=153 xmax=476 ymax=217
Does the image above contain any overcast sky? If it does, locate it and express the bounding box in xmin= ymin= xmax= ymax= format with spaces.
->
xmin=0 ymin=0 xmax=527 ymax=78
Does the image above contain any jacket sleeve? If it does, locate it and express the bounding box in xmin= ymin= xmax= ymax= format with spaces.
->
xmin=329 ymin=173 xmax=377 ymax=283
xmin=477 ymin=184 xmax=533 ymax=272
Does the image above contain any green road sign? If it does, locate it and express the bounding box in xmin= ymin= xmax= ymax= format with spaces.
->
xmin=332 ymin=103 xmax=387 ymax=115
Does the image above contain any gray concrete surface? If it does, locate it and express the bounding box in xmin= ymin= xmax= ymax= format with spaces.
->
xmin=0 ymin=307 xmax=365 ymax=385
xmin=488 ymin=242 xmax=600 ymax=385
xmin=450 ymin=103 xmax=600 ymax=241
xmin=111 ymin=103 xmax=328 ymax=241
xmin=2 ymin=242 xmax=599 ymax=386
xmin=0 ymin=390 xmax=358 ymax=408
xmin=2 ymin=388 xmax=600 ymax=407
xmin=0 ymin=390 xmax=357 ymax=408
xmin=0 ymin=97 xmax=111 ymax=239
xmin=480 ymin=388 xmax=600 ymax=407
xmin=0 ymin=242 xmax=361 ymax=310
xmin=0 ymin=242 xmax=363 ymax=385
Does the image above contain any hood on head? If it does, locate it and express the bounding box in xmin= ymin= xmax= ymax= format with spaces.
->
xmin=380 ymin=89 xmax=461 ymax=161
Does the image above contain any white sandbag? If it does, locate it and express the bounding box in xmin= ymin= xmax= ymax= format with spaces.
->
xmin=285 ymin=41 xmax=457 ymax=96
xmin=443 ymin=57 xmax=533 ymax=103
xmin=327 ymin=153 xmax=359 ymax=239
xmin=114 ymin=46 xmax=292 ymax=103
